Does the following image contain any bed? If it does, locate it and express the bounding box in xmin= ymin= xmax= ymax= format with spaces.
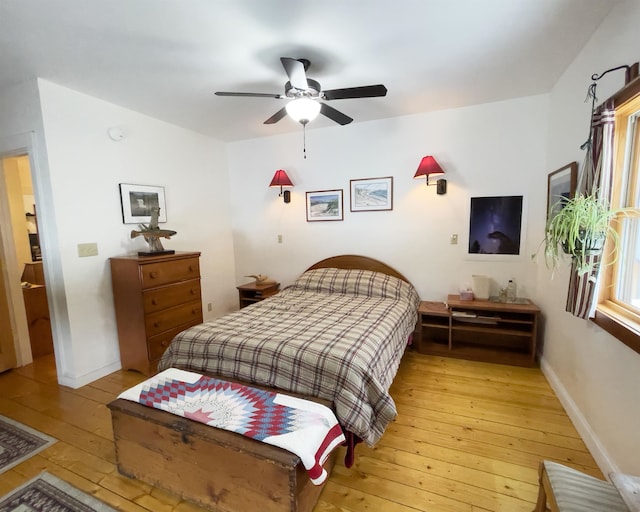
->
xmin=157 ymin=255 xmax=420 ymax=448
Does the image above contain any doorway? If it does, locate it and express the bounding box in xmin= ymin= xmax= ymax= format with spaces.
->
xmin=0 ymin=153 xmax=54 ymax=372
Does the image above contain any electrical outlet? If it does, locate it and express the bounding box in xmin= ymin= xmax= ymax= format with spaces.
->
xmin=77 ymin=242 xmax=98 ymax=257
xmin=207 ymin=302 xmax=212 ymax=312
xmin=450 ymin=234 xmax=458 ymax=245
xmin=277 ymin=234 xmax=283 ymax=244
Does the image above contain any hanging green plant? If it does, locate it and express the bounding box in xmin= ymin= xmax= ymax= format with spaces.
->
xmin=534 ymin=192 xmax=638 ymax=274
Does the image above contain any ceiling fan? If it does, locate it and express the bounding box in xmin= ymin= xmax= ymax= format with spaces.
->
xmin=215 ymin=57 xmax=387 ymax=126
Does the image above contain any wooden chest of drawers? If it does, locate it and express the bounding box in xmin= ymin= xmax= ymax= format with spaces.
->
xmin=110 ymin=252 xmax=202 ymax=375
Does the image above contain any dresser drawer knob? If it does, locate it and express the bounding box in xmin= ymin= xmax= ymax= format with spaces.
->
xmin=151 ymin=299 xmax=158 ymax=305
xmin=149 ymin=271 xmax=158 ymax=279
xmin=161 ymin=340 xmax=168 ymax=347
xmin=188 ymin=265 xmax=194 ymax=272
xmin=154 ymin=322 xmax=160 ymax=328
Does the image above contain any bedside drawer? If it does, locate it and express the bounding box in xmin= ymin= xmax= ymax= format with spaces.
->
xmin=145 ymin=300 xmax=203 ymax=337
xmin=141 ymin=257 xmax=200 ymax=289
xmin=143 ymin=279 xmax=201 ymax=313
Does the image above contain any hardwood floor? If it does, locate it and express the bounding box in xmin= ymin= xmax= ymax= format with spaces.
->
xmin=0 ymin=350 xmax=601 ymax=511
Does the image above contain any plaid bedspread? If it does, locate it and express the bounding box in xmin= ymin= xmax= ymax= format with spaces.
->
xmin=158 ymin=267 xmax=420 ymax=446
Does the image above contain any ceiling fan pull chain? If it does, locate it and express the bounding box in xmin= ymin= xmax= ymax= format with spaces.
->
xmin=303 ymin=123 xmax=308 ymax=159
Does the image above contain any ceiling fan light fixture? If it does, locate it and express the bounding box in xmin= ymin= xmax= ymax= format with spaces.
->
xmin=285 ymin=98 xmax=320 ymax=124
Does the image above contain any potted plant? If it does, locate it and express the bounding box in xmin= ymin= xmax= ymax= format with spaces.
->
xmin=536 ymin=192 xmax=637 ymax=274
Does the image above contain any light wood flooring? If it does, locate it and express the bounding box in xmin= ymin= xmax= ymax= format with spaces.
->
xmin=0 ymin=350 xmax=601 ymax=511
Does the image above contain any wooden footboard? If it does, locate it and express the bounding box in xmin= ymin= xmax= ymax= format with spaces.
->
xmin=108 ymin=398 xmax=336 ymax=512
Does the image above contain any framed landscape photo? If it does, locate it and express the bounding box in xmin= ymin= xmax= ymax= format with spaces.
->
xmin=350 ymin=176 xmax=393 ymax=212
xmin=547 ymin=162 xmax=578 ymax=221
xmin=305 ymin=189 xmax=344 ymax=222
xmin=119 ymin=183 xmax=167 ymax=224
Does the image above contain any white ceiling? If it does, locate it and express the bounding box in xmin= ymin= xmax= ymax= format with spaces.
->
xmin=0 ymin=0 xmax=619 ymax=142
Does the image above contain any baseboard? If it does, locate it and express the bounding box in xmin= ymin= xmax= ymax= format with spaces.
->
xmin=57 ymin=360 xmax=122 ymax=389
xmin=539 ymin=355 xmax=618 ymax=477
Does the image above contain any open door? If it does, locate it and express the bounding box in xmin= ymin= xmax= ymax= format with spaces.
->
xmin=0 ymin=246 xmax=18 ymax=372
xmin=0 ymin=153 xmax=35 ymax=371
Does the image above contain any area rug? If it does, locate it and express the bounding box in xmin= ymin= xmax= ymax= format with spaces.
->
xmin=0 ymin=415 xmax=56 ymax=474
xmin=0 ymin=471 xmax=118 ymax=512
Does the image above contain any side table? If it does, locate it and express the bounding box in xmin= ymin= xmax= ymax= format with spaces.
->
xmin=237 ymin=282 xmax=280 ymax=309
xmin=416 ymin=296 xmax=540 ymax=367
xmin=415 ymin=301 xmax=450 ymax=353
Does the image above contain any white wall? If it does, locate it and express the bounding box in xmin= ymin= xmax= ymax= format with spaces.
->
xmin=34 ymin=80 xmax=236 ymax=387
xmin=227 ymin=94 xmax=548 ymax=302
xmin=536 ymin=0 xmax=640 ymax=475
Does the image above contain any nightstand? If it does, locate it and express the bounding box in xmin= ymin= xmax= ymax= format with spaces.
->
xmin=415 ymin=296 xmax=540 ymax=367
xmin=237 ymin=282 xmax=280 ymax=308
xmin=416 ymin=300 xmax=450 ymax=353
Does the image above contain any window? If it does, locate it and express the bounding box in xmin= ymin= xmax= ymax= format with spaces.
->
xmin=596 ymin=87 xmax=640 ymax=350
xmin=614 ymin=108 xmax=640 ymax=308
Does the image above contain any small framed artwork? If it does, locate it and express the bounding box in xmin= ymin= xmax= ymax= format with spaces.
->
xmin=119 ymin=183 xmax=167 ymax=224
xmin=305 ymin=189 xmax=344 ymax=222
xmin=350 ymin=176 xmax=393 ymax=212
xmin=547 ymin=162 xmax=578 ymax=221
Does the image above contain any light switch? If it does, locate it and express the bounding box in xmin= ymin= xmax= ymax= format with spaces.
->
xmin=78 ymin=243 xmax=98 ymax=257
xmin=450 ymin=234 xmax=458 ymax=245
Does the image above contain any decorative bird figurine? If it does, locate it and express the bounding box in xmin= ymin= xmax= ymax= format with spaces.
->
xmin=246 ymin=274 xmax=276 ymax=285
xmin=131 ymin=206 xmax=176 ymax=253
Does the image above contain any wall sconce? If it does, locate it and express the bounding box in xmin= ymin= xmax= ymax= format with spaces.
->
xmin=414 ymin=155 xmax=447 ymax=195
xmin=269 ymin=169 xmax=294 ymax=203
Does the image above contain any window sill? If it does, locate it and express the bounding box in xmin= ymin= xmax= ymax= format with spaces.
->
xmin=593 ymin=302 xmax=640 ymax=355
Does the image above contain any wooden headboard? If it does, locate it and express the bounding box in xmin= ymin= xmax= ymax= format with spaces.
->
xmin=306 ymin=255 xmax=410 ymax=283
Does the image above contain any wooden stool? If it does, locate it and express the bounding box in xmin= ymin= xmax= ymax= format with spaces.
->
xmin=534 ymin=460 xmax=634 ymax=511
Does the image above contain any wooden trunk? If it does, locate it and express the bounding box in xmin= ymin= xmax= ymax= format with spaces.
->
xmin=108 ymin=398 xmax=335 ymax=512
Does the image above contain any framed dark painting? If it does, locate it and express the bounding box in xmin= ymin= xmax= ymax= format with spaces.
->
xmin=468 ymin=195 xmax=523 ymax=255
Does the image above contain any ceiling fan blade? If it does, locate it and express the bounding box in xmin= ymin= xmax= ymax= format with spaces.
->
xmin=280 ymin=57 xmax=308 ymax=90
xmin=215 ymin=91 xmax=283 ymax=98
xmin=322 ymin=84 xmax=387 ymax=100
xmin=264 ymin=107 xmax=288 ymax=124
xmin=320 ymin=103 xmax=353 ymax=125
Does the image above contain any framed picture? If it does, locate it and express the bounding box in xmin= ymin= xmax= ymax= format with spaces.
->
xmin=547 ymin=162 xmax=578 ymax=221
xmin=119 ymin=183 xmax=167 ymax=224
xmin=350 ymin=176 xmax=393 ymax=212
xmin=305 ymin=189 xmax=344 ymax=222
xmin=468 ymin=195 xmax=523 ymax=255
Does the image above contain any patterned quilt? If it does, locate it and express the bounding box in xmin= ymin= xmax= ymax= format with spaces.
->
xmin=158 ymin=267 xmax=420 ymax=446
xmin=118 ymin=368 xmax=345 ymax=484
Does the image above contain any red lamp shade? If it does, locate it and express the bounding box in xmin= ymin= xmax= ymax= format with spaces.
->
xmin=269 ymin=169 xmax=294 ymax=203
xmin=269 ymin=169 xmax=294 ymax=189
xmin=413 ymin=156 xmax=445 ymax=179
xmin=414 ymin=156 xmax=447 ymax=194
